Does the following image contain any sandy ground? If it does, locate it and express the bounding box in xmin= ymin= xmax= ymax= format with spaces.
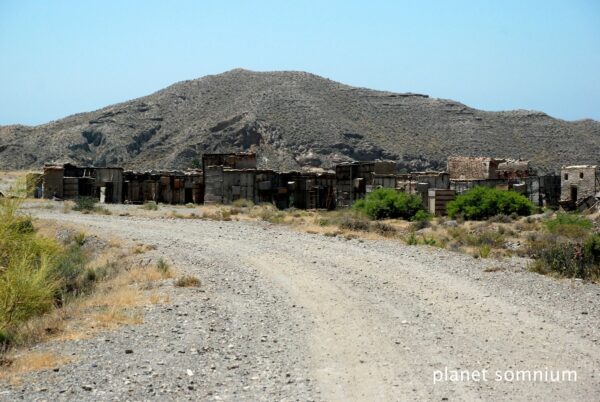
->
xmin=2 ymin=206 xmax=600 ymax=401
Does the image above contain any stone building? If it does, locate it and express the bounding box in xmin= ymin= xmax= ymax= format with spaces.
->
xmin=447 ymin=156 xmax=503 ymax=180
xmin=448 ymin=156 xmax=531 ymax=180
xmin=560 ymin=165 xmax=599 ymax=205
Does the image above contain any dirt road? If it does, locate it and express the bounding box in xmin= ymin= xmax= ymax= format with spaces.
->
xmin=4 ymin=210 xmax=600 ymax=401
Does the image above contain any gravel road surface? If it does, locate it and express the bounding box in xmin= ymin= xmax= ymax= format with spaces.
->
xmin=2 ymin=210 xmax=600 ymax=401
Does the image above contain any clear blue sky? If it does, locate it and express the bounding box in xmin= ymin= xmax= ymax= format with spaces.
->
xmin=1 ymin=0 xmax=599 ymax=125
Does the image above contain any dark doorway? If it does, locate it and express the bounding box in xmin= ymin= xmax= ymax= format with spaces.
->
xmin=570 ymin=186 xmax=578 ymax=202
xmin=78 ymin=178 xmax=94 ymax=197
xmin=185 ymin=188 xmax=193 ymax=204
xmin=105 ymin=183 xmax=114 ymax=203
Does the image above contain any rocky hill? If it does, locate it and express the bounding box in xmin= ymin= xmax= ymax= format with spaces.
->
xmin=1 ymin=69 xmax=598 ymax=172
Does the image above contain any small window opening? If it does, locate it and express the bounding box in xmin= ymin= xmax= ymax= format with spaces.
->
xmin=580 ymin=172 xmax=584 ymax=179
xmin=564 ymin=173 xmax=569 ymax=180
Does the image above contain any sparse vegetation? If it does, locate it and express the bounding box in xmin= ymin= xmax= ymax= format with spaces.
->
xmin=543 ymin=212 xmax=592 ymax=239
xmin=447 ymin=186 xmax=534 ymax=220
xmin=528 ymin=214 xmax=599 ymax=280
xmin=73 ymin=196 xmax=98 ymax=212
xmin=249 ymin=204 xmax=286 ymax=223
xmin=479 ymin=244 xmax=492 ymax=258
xmin=405 ymin=231 xmax=418 ymax=245
xmin=141 ymin=201 xmax=158 ymax=211
xmin=371 ymin=221 xmax=397 ymax=237
xmin=338 ymin=214 xmax=371 ymax=232
xmin=232 ymin=198 xmax=254 ymax=208
xmin=411 ymin=210 xmax=431 ymax=230
xmin=0 ymin=191 xmax=180 ymax=351
xmin=156 ymin=258 xmax=170 ymax=274
xmin=528 ymin=235 xmax=600 ymax=280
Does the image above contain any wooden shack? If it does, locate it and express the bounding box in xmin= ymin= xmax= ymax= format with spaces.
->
xmin=42 ymin=164 xmax=108 ymax=201
xmin=335 ymin=161 xmax=396 ymax=207
xmin=95 ymin=167 xmax=123 ymax=203
xmin=202 ymin=152 xmax=257 ymax=171
xmin=428 ymin=189 xmax=456 ymax=216
xmin=276 ymin=172 xmax=335 ymax=210
xmin=123 ymin=170 xmax=203 ymax=204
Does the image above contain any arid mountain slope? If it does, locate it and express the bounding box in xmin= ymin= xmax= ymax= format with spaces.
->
xmin=1 ymin=69 xmax=598 ymax=172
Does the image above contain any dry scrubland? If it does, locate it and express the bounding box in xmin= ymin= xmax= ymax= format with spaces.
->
xmin=30 ymin=195 xmax=600 ymax=282
xmin=0 ymin=180 xmax=199 ymax=385
xmin=11 ymin=203 xmax=600 ymax=401
xmin=2 ymin=173 xmax=600 ymax=400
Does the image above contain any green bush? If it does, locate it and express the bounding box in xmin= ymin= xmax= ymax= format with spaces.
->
xmin=412 ymin=210 xmax=431 ymax=222
xmin=52 ymin=243 xmax=88 ymax=300
xmin=447 ymin=187 xmax=534 ymax=220
xmin=353 ymin=188 xmax=425 ymax=220
xmin=0 ymin=257 xmax=57 ymax=333
xmin=0 ymin=197 xmax=95 ymax=343
xmin=73 ymin=196 xmax=98 ymax=212
xmin=411 ymin=210 xmax=431 ymax=230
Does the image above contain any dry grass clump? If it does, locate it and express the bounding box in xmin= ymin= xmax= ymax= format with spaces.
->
xmin=338 ymin=214 xmax=371 ymax=231
xmin=248 ymin=204 xmax=287 ymax=224
xmin=174 ymin=275 xmax=201 ymax=288
xmin=169 ymin=210 xmax=186 ymax=219
xmin=404 ymin=231 xmax=440 ymax=247
xmin=0 ymin=351 xmax=70 ymax=384
xmin=132 ymin=243 xmax=157 ymax=254
xmin=140 ymin=201 xmax=158 ymax=211
xmin=231 ymin=198 xmax=254 ymax=208
xmin=371 ymin=221 xmax=397 ymax=237
xmin=304 ymin=209 xmax=404 ymax=239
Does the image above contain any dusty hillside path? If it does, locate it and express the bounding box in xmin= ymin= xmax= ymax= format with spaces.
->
xmin=5 ymin=210 xmax=600 ymax=401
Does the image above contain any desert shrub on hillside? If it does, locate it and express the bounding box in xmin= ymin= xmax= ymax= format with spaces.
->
xmin=528 ymin=213 xmax=598 ymax=280
xmin=543 ymin=212 xmax=592 ymax=239
xmin=447 ymin=186 xmax=534 ymax=220
xmin=353 ymin=188 xmax=425 ymax=220
xmin=529 ymin=233 xmax=600 ymax=280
